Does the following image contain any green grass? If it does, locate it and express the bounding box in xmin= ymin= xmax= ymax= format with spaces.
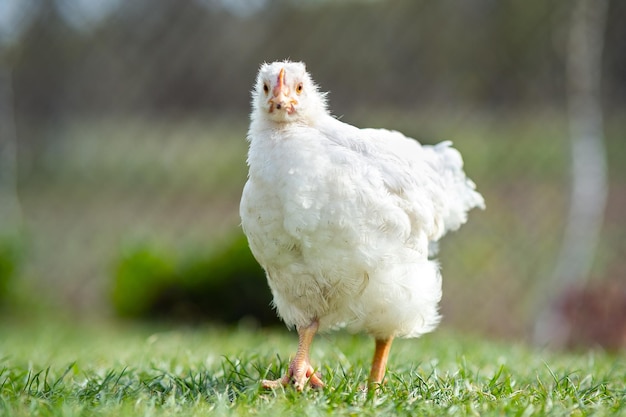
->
xmin=1 ymin=320 xmax=624 ymax=416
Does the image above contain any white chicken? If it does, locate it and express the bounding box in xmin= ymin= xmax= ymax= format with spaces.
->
xmin=240 ymin=60 xmax=484 ymax=391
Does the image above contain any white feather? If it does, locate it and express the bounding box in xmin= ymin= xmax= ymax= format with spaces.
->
xmin=240 ymin=61 xmax=484 ymax=339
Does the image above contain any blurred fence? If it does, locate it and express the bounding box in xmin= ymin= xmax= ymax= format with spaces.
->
xmin=0 ymin=0 xmax=625 ymax=342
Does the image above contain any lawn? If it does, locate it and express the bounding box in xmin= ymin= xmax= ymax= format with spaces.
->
xmin=1 ymin=319 xmax=624 ymax=416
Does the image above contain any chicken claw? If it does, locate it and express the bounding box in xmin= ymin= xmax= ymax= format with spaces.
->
xmin=261 ymin=321 xmax=324 ymax=391
xmin=261 ymin=360 xmax=324 ymax=391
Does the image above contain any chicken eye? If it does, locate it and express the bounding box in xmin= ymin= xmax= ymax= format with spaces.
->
xmin=263 ymin=83 xmax=269 ymax=94
xmin=296 ymin=83 xmax=303 ymax=94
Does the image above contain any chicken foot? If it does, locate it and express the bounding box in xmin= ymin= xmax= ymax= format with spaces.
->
xmin=262 ymin=320 xmax=324 ymax=391
xmin=368 ymin=337 xmax=394 ymax=389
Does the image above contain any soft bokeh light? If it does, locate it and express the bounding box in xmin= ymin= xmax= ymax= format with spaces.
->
xmin=0 ymin=0 xmax=624 ymax=347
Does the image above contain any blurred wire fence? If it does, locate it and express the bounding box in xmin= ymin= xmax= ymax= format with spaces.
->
xmin=0 ymin=0 xmax=624 ymax=343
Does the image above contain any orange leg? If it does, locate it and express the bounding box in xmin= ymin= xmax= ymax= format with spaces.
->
xmin=262 ymin=320 xmax=324 ymax=391
xmin=368 ymin=337 xmax=394 ymax=389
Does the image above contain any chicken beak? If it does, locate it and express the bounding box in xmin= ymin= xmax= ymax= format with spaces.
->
xmin=269 ymin=67 xmax=297 ymax=114
xmin=273 ymin=67 xmax=286 ymax=96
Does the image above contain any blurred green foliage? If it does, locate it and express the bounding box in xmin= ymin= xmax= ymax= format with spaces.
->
xmin=112 ymin=244 xmax=177 ymax=318
xmin=0 ymin=236 xmax=22 ymax=306
xmin=5 ymin=0 xmax=625 ymax=337
xmin=9 ymin=0 xmax=626 ymax=128
xmin=112 ymin=233 xmax=278 ymax=326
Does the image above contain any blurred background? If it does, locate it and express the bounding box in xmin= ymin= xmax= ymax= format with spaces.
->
xmin=0 ymin=0 xmax=624 ymax=348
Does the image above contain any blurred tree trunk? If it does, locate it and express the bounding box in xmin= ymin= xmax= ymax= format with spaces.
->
xmin=0 ymin=62 xmax=22 ymax=236
xmin=533 ymin=0 xmax=609 ymax=347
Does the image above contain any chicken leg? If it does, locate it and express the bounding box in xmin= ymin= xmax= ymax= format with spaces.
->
xmin=368 ymin=337 xmax=393 ymax=389
xmin=262 ymin=320 xmax=324 ymax=391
